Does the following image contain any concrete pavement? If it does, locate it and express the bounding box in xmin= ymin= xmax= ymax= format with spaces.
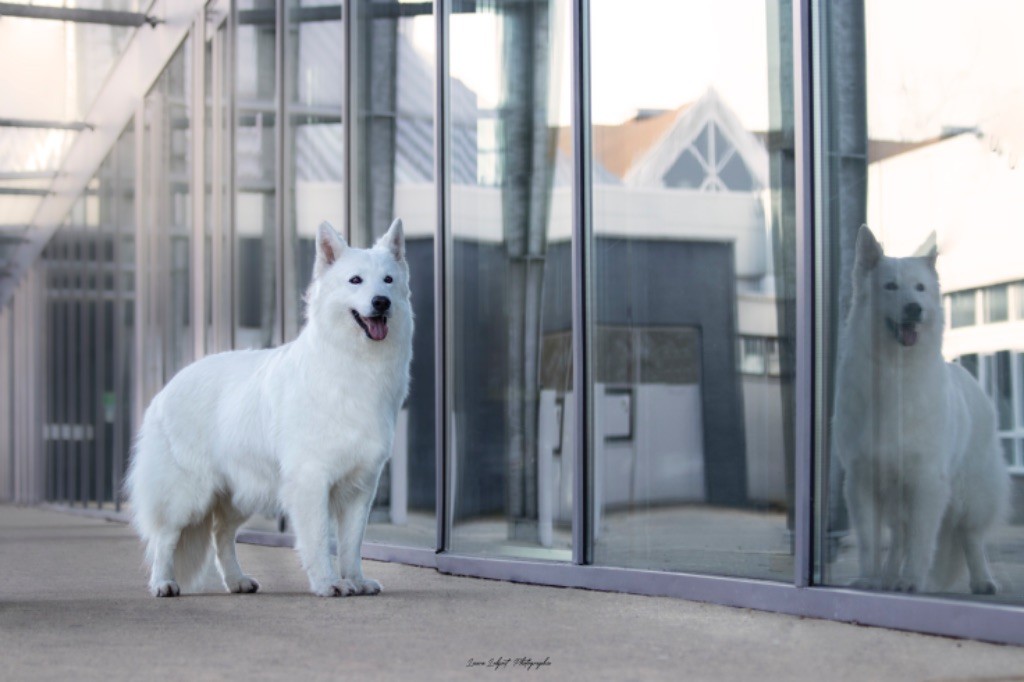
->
xmin=3 ymin=505 xmax=1024 ymax=681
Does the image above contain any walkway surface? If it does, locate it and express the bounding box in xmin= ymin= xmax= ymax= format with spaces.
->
xmin=3 ymin=505 xmax=1024 ymax=681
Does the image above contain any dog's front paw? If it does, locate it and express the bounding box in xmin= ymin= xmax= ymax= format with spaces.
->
xmin=350 ymin=577 xmax=382 ymax=595
xmin=228 ymin=576 xmax=260 ymax=594
xmin=312 ymin=579 xmax=358 ymax=597
xmin=849 ymin=576 xmax=883 ymax=590
xmin=151 ymin=580 xmax=181 ymax=598
xmin=889 ymin=577 xmax=921 ymax=593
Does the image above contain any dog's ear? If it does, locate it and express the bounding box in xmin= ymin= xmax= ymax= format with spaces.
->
xmin=924 ymin=245 xmax=938 ymax=271
xmin=855 ymin=224 xmax=882 ymax=271
xmin=315 ymin=221 xmax=347 ymax=278
xmin=375 ymin=218 xmax=405 ymax=262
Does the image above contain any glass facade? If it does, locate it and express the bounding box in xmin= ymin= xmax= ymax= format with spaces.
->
xmin=587 ymin=0 xmax=795 ymax=580
xmin=354 ymin=0 xmax=437 ymax=548
xmin=447 ymin=0 xmax=574 ymax=561
xmin=817 ymin=0 xmax=1024 ymax=605
xmin=3 ymin=0 xmax=1024 ymax=643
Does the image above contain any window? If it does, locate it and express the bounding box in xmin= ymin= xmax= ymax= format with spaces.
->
xmin=590 ymin=0 xmax=794 ymax=580
xmin=819 ymin=0 xmax=1024 ymax=605
xmin=949 ymin=290 xmax=977 ymax=328
xmin=984 ymin=285 xmax=1009 ymax=323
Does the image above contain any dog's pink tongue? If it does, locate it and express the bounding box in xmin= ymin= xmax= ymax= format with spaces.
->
xmin=900 ymin=325 xmax=918 ymax=347
xmin=365 ymin=317 xmax=388 ymax=341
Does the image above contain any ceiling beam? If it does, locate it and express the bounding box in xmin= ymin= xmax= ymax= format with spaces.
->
xmin=0 ymin=2 xmax=161 ymax=27
xmin=0 ymin=118 xmax=94 ymax=132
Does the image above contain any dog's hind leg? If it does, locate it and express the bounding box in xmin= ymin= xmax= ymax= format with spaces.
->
xmin=881 ymin=515 xmax=905 ymax=589
xmin=148 ymin=526 xmax=183 ymax=597
xmin=212 ymin=496 xmax=259 ymax=594
xmin=962 ymin=528 xmax=998 ymax=594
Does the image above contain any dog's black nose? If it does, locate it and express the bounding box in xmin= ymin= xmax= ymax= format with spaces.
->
xmin=372 ymin=296 xmax=391 ymax=313
xmin=904 ymin=302 xmax=922 ymax=320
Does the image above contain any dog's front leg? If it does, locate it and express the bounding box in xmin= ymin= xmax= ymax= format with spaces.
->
xmin=844 ymin=462 xmax=884 ymax=589
xmin=332 ymin=466 xmax=384 ymax=595
xmin=895 ymin=474 xmax=949 ymax=593
xmin=283 ymin=471 xmax=351 ymax=597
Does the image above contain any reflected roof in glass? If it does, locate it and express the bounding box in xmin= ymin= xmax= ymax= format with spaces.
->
xmin=0 ymin=4 xmax=141 ymax=239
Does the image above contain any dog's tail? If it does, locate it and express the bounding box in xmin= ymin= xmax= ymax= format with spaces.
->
xmin=929 ymin=517 xmax=966 ymax=591
xmin=172 ymin=513 xmax=216 ymax=591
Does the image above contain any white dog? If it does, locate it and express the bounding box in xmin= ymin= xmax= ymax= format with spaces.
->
xmin=126 ymin=219 xmax=413 ymax=597
xmin=833 ymin=225 xmax=1008 ymax=593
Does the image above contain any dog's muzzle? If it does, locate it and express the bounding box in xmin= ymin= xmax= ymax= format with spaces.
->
xmin=351 ymin=309 xmax=389 ymax=341
xmin=886 ymin=317 xmax=919 ymax=347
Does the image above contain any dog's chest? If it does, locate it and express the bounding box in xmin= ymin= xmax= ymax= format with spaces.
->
xmin=841 ymin=359 xmax=950 ymax=465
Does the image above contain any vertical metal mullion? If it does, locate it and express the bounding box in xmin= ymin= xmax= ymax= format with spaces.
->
xmin=282 ymin=1 xmax=302 ymax=340
xmin=274 ymin=0 xmax=286 ymax=346
xmin=227 ymin=3 xmax=238 ymax=350
xmin=80 ymin=240 xmax=90 ymax=506
xmin=132 ymin=103 xmax=147 ymax=436
xmin=570 ymin=0 xmax=593 ymax=566
xmin=62 ymin=240 xmax=72 ymax=504
xmin=210 ymin=21 xmax=223 ymax=353
xmin=192 ymin=18 xmax=207 ymax=360
xmin=793 ymin=0 xmax=815 ymax=588
xmin=434 ymin=0 xmax=451 ymax=554
xmin=343 ymin=0 xmax=355 ymax=243
xmin=9 ymin=299 xmax=17 ymax=502
xmin=95 ymin=226 xmax=107 ymax=508
xmin=112 ymin=145 xmax=126 ymax=512
xmin=69 ymin=242 xmax=80 ymax=505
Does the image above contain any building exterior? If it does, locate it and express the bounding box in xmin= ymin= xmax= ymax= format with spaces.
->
xmin=2 ymin=0 xmax=1024 ymax=645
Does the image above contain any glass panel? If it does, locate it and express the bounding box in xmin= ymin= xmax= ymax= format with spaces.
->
xmin=819 ymin=1 xmax=1024 ymax=603
xmin=448 ymin=0 xmax=574 ymax=560
xmin=984 ymin=285 xmax=1008 ymax=323
xmin=351 ymin=0 xmax=437 ymax=548
xmin=740 ymin=337 xmax=766 ymax=375
xmin=588 ymin=1 xmax=795 ymax=580
xmin=995 ymin=350 xmax=1013 ymax=431
xmin=663 ymin=149 xmax=706 ymax=190
xmin=949 ymin=291 xmax=976 ymax=328
xmin=284 ymin=0 xmax=345 ymax=339
xmin=144 ymin=41 xmax=193 ymax=379
xmin=236 ymin=0 xmax=279 ymax=350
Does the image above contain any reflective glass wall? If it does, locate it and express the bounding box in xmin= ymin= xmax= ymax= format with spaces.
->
xmin=8 ymin=0 xmax=1024 ymax=642
xmin=139 ymin=39 xmax=193 ymax=403
xmin=353 ymin=0 xmax=438 ymax=548
xmin=236 ymin=0 xmax=279 ymax=349
xmin=42 ymin=127 xmax=136 ymax=509
xmin=586 ymin=0 xmax=796 ymax=580
xmin=817 ymin=0 xmax=1024 ymax=604
xmin=283 ymin=0 xmax=345 ymax=339
xmin=447 ymin=0 xmax=575 ymax=560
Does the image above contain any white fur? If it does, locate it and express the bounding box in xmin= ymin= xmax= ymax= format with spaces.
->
xmin=125 ymin=219 xmax=413 ymax=598
xmin=833 ymin=225 xmax=1008 ymax=594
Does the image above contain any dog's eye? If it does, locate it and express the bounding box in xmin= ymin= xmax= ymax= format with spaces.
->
xmin=384 ymin=275 xmax=393 ymax=284
xmin=884 ymin=282 xmax=898 ymax=291
xmin=915 ymin=283 xmax=925 ymax=292
xmin=349 ymin=276 xmax=363 ymax=285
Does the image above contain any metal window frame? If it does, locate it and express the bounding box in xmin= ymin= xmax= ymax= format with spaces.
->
xmin=434 ymin=0 xmax=452 ymax=554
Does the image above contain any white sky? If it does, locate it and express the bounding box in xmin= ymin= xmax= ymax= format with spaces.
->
xmin=431 ymin=0 xmax=1024 ymax=147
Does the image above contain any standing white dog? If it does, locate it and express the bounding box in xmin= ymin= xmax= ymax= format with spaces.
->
xmin=833 ymin=225 xmax=1008 ymax=594
xmin=126 ymin=219 xmax=413 ymax=597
